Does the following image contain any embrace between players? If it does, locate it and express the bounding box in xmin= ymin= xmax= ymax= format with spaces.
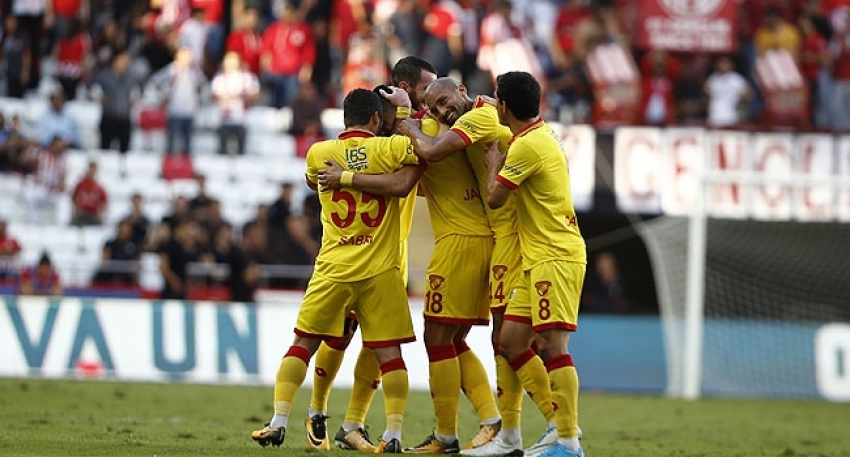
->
xmin=251 ymin=56 xmax=587 ymax=457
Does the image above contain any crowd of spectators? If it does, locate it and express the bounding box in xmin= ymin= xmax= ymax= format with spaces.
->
xmin=0 ymin=173 xmax=323 ymax=299
xmin=3 ymin=0 xmax=849 ymax=306
xmin=0 ymin=0 xmax=846 ymax=136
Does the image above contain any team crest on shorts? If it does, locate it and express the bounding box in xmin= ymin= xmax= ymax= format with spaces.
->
xmin=429 ymin=274 xmax=445 ymax=290
xmin=535 ymin=281 xmax=552 ymax=297
xmin=492 ymin=264 xmax=508 ymax=280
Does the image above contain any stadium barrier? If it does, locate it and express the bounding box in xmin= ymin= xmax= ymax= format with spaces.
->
xmin=1 ymin=293 xmax=664 ymax=393
xmin=3 ymin=294 xmax=846 ymax=400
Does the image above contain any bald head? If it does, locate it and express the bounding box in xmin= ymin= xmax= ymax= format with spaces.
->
xmin=424 ymin=78 xmax=469 ymax=125
xmin=424 ymin=77 xmax=460 ymax=97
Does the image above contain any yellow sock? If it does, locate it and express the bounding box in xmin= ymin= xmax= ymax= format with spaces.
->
xmin=509 ymin=349 xmax=555 ymax=422
xmin=456 ymin=341 xmax=499 ymax=423
xmin=546 ymin=355 xmax=580 ymax=439
xmin=428 ymin=344 xmax=460 ymax=437
xmin=344 ymin=347 xmax=381 ymax=425
xmin=495 ymin=354 xmax=523 ymax=429
xmin=310 ymin=342 xmax=346 ymax=413
xmin=380 ymin=358 xmax=408 ymax=436
xmin=274 ymin=346 xmax=311 ymax=415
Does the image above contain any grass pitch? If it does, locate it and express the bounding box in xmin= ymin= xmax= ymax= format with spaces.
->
xmin=0 ymin=378 xmax=848 ymax=456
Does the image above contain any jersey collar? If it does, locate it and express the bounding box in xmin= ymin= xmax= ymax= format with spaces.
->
xmin=338 ymin=129 xmax=375 ymax=139
xmin=473 ymin=96 xmax=487 ymax=108
xmin=508 ymin=118 xmax=544 ymax=145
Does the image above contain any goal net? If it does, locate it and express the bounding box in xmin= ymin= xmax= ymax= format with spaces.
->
xmin=639 ymin=216 xmax=850 ymax=399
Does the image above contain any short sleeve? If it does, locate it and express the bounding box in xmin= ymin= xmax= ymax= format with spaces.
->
xmin=305 ymin=144 xmax=320 ymax=187
xmin=390 ymin=135 xmax=424 ymax=166
xmin=497 ymin=141 xmax=540 ymax=189
xmin=450 ymin=105 xmax=497 ymax=146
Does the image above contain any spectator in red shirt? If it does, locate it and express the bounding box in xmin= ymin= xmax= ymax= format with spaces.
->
xmin=0 ymin=220 xmax=22 ymax=281
xmin=831 ymin=11 xmax=850 ymax=130
xmin=71 ymin=161 xmax=108 ymax=226
xmin=550 ymin=0 xmax=592 ymax=71
xmin=226 ymin=7 xmax=262 ymax=74
xmin=45 ymin=0 xmax=90 ymax=43
xmin=19 ymin=252 xmax=63 ymax=296
xmin=54 ymin=20 xmax=91 ymax=100
xmin=421 ymin=0 xmax=463 ymax=77
xmin=260 ymin=0 xmax=316 ymax=108
xmin=799 ymin=14 xmax=832 ymax=127
xmin=640 ymin=51 xmax=676 ymax=125
xmin=191 ymin=0 xmax=225 ymax=60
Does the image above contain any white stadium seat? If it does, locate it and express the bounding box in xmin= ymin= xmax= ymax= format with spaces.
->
xmin=192 ymin=131 xmax=219 ymax=155
xmin=124 ymin=151 xmax=162 ymax=179
xmin=247 ymin=132 xmax=295 ymax=159
xmin=234 ymin=155 xmax=270 ymax=184
xmin=196 ymin=104 xmax=222 ymax=131
xmin=194 ymin=155 xmax=236 ymax=182
xmin=245 ymin=106 xmax=285 ymax=134
xmin=321 ymin=109 xmax=344 ymax=138
xmin=168 ymin=179 xmax=199 ymax=199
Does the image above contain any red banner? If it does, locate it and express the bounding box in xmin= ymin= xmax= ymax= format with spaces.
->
xmin=637 ymin=0 xmax=738 ymax=53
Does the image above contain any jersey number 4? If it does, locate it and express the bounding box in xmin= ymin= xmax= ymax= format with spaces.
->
xmin=331 ymin=189 xmax=388 ymax=228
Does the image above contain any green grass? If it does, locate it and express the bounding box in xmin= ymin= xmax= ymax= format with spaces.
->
xmin=0 ymin=378 xmax=849 ymax=456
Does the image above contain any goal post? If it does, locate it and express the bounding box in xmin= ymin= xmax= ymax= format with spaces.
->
xmin=617 ymin=127 xmax=850 ymax=401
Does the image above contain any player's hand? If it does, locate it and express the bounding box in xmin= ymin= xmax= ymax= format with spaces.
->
xmin=397 ymin=118 xmax=422 ymax=137
xmin=479 ymin=95 xmax=497 ymax=106
xmin=379 ymin=86 xmax=412 ymax=108
xmin=484 ymin=140 xmax=506 ymax=171
xmin=318 ymin=159 xmax=344 ymax=191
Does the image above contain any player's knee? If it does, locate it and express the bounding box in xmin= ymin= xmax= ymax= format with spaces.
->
xmin=423 ymin=321 xmax=459 ymax=346
xmin=497 ymin=337 xmax=526 ymax=361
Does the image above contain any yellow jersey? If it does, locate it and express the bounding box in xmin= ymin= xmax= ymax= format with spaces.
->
xmin=497 ymin=119 xmax=586 ymax=269
xmin=419 ymin=117 xmax=491 ymax=241
xmin=306 ymin=130 xmax=423 ymax=281
xmin=450 ymin=97 xmax=517 ymax=238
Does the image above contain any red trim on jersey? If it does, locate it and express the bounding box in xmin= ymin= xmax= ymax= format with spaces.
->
xmin=504 ymin=314 xmax=532 ymax=325
xmin=380 ymin=357 xmax=407 ymax=374
xmin=545 ymin=354 xmax=574 ymax=372
xmin=532 ymin=322 xmax=578 ymax=332
xmin=454 ymin=340 xmax=471 ymax=355
xmin=324 ymin=337 xmax=350 ymax=351
xmin=338 ymin=129 xmax=375 ymax=139
xmin=426 ymin=344 xmax=458 ymax=362
xmin=474 ymin=96 xmax=486 ymax=108
xmin=285 ymin=345 xmax=312 ymax=363
xmin=490 ymin=304 xmax=507 ymax=315
xmin=306 ymin=175 xmax=318 ymax=190
xmin=450 ymin=128 xmax=472 ymax=146
xmin=496 ymin=175 xmax=518 ymax=190
xmin=412 ymin=109 xmax=428 ymax=119
xmin=508 ymin=349 xmax=537 ymax=372
xmin=424 ymin=314 xmax=489 ymax=326
xmin=508 ymin=118 xmax=544 ymax=145
xmin=362 ymin=335 xmax=417 ymax=348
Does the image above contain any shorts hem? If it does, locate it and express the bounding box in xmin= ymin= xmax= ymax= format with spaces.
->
xmin=424 ymin=315 xmax=490 ymax=326
xmin=503 ymin=314 xmax=532 ymax=325
xmin=532 ymin=322 xmax=577 ymax=332
xmin=294 ymin=328 xmax=341 ymax=340
xmin=363 ymin=336 xmax=417 ymax=348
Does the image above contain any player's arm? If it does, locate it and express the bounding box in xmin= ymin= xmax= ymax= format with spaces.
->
xmin=318 ymin=159 xmax=423 ymax=197
xmin=485 ymin=141 xmax=512 ymax=209
xmin=397 ymin=118 xmax=467 ymax=162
